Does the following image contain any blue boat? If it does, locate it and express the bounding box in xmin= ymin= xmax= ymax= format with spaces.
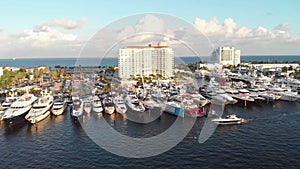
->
xmin=164 ymin=101 xmax=184 ymax=117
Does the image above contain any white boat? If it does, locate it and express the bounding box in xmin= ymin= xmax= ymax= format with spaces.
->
xmin=71 ymin=98 xmax=83 ymax=118
xmin=83 ymin=97 xmax=92 ymax=113
xmin=141 ymin=96 xmax=155 ymax=109
xmin=92 ymin=96 xmax=103 ymax=113
xmin=2 ymin=94 xmax=37 ymax=123
xmin=212 ymin=114 xmax=246 ymax=125
xmin=51 ymin=97 xmax=67 ymax=116
xmin=190 ymin=93 xmax=210 ymax=107
xmin=218 ymin=93 xmax=238 ymax=105
xmin=103 ymin=97 xmax=115 ymax=115
xmin=164 ymin=94 xmax=203 ymax=117
xmin=125 ymin=94 xmax=145 ymax=112
xmin=0 ymin=96 xmax=17 ymax=120
xmin=72 ymin=96 xmax=81 ymax=106
xmin=231 ymin=93 xmax=254 ymax=106
xmin=1 ymin=96 xmax=17 ymax=110
xmin=258 ymin=92 xmax=276 ymax=102
xmin=276 ymin=91 xmax=300 ymax=101
xmin=113 ymin=96 xmax=127 ymax=114
xmin=25 ymin=94 xmax=54 ymax=124
xmin=248 ymin=92 xmax=265 ymax=104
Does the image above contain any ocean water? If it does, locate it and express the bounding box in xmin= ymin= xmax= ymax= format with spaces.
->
xmin=1 ymin=55 xmax=299 ymax=68
xmin=0 ymin=101 xmax=299 ymax=168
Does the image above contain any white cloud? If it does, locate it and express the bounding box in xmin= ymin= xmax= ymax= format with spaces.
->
xmin=192 ymin=17 xmax=300 ymax=55
xmin=1 ymin=15 xmax=300 ymax=58
xmin=19 ymin=25 xmax=77 ymax=47
xmin=193 ymin=17 xmax=295 ymax=40
xmin=116 ymin=14 xmax=175 ymax=43
xmin=45 ymin=18 xmax=87 ymax=30
xmin=274 ymin=22 xmax=288 ymax=32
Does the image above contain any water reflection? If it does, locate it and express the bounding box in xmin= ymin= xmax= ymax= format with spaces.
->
xmin=51 ymin=114 xmax=64 ymax=123
xmin=3 ymin=120 xmax=27 ymax=136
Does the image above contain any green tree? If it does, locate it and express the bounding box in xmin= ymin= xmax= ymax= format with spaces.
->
xmin=282 ymin=66 xmax=288 ymax=73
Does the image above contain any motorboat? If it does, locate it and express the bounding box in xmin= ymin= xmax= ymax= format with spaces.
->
xmin=71 ymin=98 xmax=83 ymax=119
xmin=1 ymin=96 xmax=17 ymax=110
xmin=2 ymin=94 xmax=37 ymax=123
xmin=141 ymin=96 xmax=155 ymax=109
xmin=102 ymin=97 xmax=115 ymax=115
xmin=258 ymin=92 xmax=276 ymax=102
xmin=218 ymin=93 xmax=238 ymax=105
xmin=25 ymin=94 xmax=54 ymax=124
xmin=231 ymin=93 xmax=254 ymax=107
xmin=182 ymin=97 xmax=204 ymax=118
xmin=212 ymin=114 xmax=246 ymax=125
xmin=190 ymin=93 xmax=210 ymax=107
xmin=276 ymin=91 xmax=300 ymax=101
xmin=0 ymin=96 xmax=17 ymax=120
xmin=248 ymin=92 xmax=265 ymax=104
xmin=125 ymin=94 xmax=145 ymax=112
xmin=164 ymin=94 xmax=203 ymax=118
xmin=113 ymin=96 xmax=127 ymax=114
xmin=72 ymin=96 xmax=81 ymax=106
xmin=83 ymin=97 xmax=92 ymax=113
xmin=51 ymin=97 xmax=67 ymax=116
xmin=92 ymin=96 xmax=103 ymax=113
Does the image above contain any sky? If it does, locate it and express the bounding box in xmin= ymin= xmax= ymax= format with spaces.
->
xmin=0 ymin=0 xmax=299 ymax=58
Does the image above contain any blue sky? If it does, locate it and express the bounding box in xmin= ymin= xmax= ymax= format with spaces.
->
xmin=0 ymin=0 xmax=299 ymax=57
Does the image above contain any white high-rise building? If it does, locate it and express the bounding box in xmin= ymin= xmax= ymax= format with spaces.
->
xmin=118 ymin=42 xmax=174 ymax=79
xmin=210 ymin=47 xmax=240 ymax=66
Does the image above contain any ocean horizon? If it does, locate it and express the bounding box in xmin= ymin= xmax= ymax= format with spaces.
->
xmin=0 ymin=55 xmax=299 ymax=68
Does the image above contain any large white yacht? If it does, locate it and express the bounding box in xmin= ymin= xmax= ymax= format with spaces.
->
xmin=0 ymin=96 xmax=17 ymax=120
xmin=51 ymin=97 xmax=67 ymax=116
xmin=102 ymin=97 xmax=115 ymax=115
xmin=113 ymin=96 xmax=127 ymax=114
xmin=125 ymin=94 xmax=145 ymax=112
xmin=25 ymin=94 xmax=54 ymax=124
xmin=71 ymin=98 xmax=83 ymax=119
xmin=2 ymin=94 xmax=37 ymax=123
xmin=92 ymin=96 xmax=103 ymax=113
xmin=276 ymin=91 xmax=300 ymax=101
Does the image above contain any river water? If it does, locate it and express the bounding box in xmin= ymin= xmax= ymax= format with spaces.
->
xmin=0 ymin=100 xmax=299 ymax=168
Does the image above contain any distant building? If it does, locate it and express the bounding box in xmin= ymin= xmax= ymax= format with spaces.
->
xmin=211 ymin=46 xmax=240 ymax=66
xmin=118 ymin=42 xmax=174 ymax=79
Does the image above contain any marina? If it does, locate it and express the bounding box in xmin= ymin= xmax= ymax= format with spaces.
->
xmin=0 ymin=56 xmax=300 ymax=168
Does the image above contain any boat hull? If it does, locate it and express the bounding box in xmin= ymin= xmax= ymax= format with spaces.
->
xmin=2 ymin=107 xmax=31 ymax=125
xmin=185 ymin=108 xmax=204 ymax=118
xmin=51 ymin=105 xmax=66 ymax=116
xmin=164 ymin=104 xmax=184 ymax=117
xmin=104 ymin=107 xmax=115 ymax=115
xmin=26 ymin=111 xmax=51 ymax=124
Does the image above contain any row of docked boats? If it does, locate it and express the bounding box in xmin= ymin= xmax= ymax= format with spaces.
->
xmin=69 ymin=94 xmax=128 ymax=119
xmin=0 ymin=93 xmax=69 ymax=125
xmin=199 ymin=79 xmax=300 ymax=107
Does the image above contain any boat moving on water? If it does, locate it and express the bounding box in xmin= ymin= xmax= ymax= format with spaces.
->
xmin=25 ymin=94 xmax=54 ymax=124
xmin=212 ymin=114 xmax=246 ymax=125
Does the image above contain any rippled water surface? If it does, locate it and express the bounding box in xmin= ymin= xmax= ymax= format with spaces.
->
xmin=0 ymin=101 xmax=300 ymax=168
